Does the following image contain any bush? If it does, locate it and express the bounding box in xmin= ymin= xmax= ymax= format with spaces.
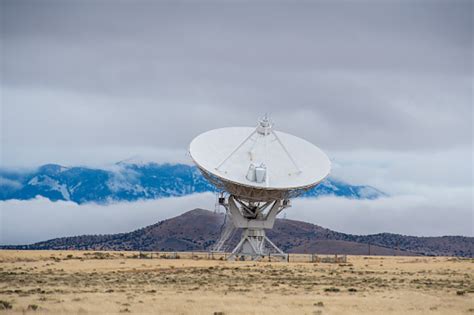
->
xmin=314 ymin=301 xmax=324 ymax=307
xmin=27 ymin=304 xmax=39 ymax=311
xmin=324 ymin=287 xmax=340 ymax=292
xmin=0 ymin=300 xmax=12 ymax=310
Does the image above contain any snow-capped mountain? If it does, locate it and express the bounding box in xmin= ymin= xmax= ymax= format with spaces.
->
xmin=0 ymin=162 xmax=386 ymax=204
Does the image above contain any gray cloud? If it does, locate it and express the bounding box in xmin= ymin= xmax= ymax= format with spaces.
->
xmin=0 ymin=1 xmax=472 ymax=237
xmin=0 ymin=177 xmax=22 ymax=189
xmin=1 ymin=1 xmax=472 ymax=158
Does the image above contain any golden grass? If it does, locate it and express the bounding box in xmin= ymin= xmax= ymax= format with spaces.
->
xmin=0 ymin=250 xmax=473 ymax=314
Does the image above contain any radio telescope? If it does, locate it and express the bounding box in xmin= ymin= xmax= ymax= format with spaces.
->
xmin=189 ymin=117 xmax=330 ymax=260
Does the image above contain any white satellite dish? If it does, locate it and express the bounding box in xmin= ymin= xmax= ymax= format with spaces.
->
xmin=190 ymin=116 xmax=330 ymax=260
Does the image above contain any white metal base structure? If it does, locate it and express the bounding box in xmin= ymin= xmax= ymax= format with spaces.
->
xmin=220 ymin=195 xmax=291 ymax=260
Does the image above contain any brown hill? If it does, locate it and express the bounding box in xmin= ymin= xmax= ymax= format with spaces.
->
xmin=3 ymin=209 xmax=473 ymax=257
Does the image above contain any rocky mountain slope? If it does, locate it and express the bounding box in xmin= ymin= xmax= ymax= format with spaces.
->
xmin=0 ymin=162 xmax=385 ymax=204
xmin=4 ymin=209 xmax=472 ymax=257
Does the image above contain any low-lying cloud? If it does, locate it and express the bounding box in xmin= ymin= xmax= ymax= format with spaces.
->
xmin=0 ymin=193 xmax=215 ymax=245
xmin=1 ymin=188 xmax=471 ymax=245
xmin=291 ymin=188 xmax=473 ymax=237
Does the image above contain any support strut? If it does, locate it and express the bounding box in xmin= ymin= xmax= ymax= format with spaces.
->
xmin=223 ymin=195 xmax=290 ymax=261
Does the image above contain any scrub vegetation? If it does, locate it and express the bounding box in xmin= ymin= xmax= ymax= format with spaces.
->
xmin=0 ymin=251 xmax=473 ymax=314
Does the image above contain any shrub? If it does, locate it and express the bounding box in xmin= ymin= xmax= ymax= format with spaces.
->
xmin=324 ymin=287 xmax=340 ymax=292
xmin=0 ymin=300 xmax=12 ymax=310
xmin=27 ymin=304 xmax=39 ymax=311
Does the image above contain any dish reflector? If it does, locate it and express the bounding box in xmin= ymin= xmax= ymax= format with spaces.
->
xmin=189 ymin=118 xmax=330 ymax=200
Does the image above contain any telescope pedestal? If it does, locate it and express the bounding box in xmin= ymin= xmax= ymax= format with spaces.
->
xmin=228 ymin=229 xmax=286 ymax=260
xmin=224 ymin=195 xmax=290 ymax=261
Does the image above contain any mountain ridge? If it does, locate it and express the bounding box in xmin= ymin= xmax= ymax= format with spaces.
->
xmin=0 ymin=162 xmax=386 ymax=204
xmin=3 ymin=209 xmax=472 ymax=257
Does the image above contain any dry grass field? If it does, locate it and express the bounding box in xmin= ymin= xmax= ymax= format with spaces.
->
xmin=0 ymin=250 xmax=473 ymax=314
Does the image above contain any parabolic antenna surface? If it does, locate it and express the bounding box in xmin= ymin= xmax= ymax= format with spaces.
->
xmin=189 ymin=120 xmax=330 ymax=201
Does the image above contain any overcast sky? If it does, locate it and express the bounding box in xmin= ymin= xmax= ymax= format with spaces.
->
xmin=0 ymin=1 xmax=472 ymax=239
